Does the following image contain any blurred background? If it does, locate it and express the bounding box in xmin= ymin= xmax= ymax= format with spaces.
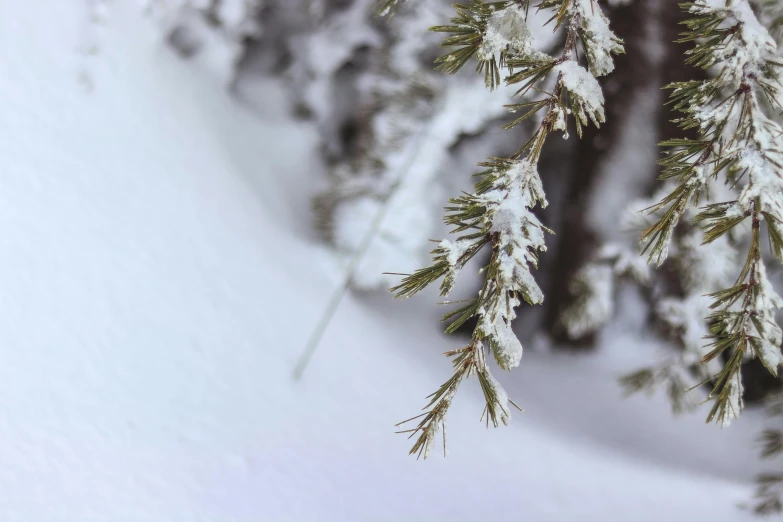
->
xmin=0 ymin=0 xmax=777 ymax=519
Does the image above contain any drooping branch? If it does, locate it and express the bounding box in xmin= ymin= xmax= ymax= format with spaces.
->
xmin=392 ymin=0 xmax=623 ymax=458
xmin=642 ymin=0 xmax=783 ymax=426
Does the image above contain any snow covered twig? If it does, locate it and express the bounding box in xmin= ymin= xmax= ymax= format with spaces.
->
xmin=642 ymin=0 xmax=783 ymax=426
xmin=392 ymin=0 xmax=623 ymax=457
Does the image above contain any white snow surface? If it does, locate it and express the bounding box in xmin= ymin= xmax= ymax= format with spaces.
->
xmin=141 ymin=0 xmax=262 ymax=86
xmin=0 ymin=2 xmax=769 ymax=520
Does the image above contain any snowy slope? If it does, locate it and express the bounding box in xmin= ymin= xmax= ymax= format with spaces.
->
xmin=0 ymin=1 xmax=767 ymax=520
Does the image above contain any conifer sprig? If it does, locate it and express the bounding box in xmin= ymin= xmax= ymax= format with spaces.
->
xmin=392 ymin=0 xmax=623 ymax=457
xmin=431 ymin=1 xmax=539 ymax=89
xmin=642 ymin=0 xmax=783 ymax=426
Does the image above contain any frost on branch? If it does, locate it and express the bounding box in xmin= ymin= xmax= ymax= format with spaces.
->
xmin=392 ymin=0 xmax=622 ymax=457
xmin=638 ymin=0 xmax=783 ymax=426
xmin=750 ymin=260 xmax=783 ymax=374
xmin=477 ymin=159 xmax=548 ymax=369
xmin=575 ymin=0 xmax=624 ymax=76
xmin=477 ymin=4 xmax=537 ymax=63
xmin=554 ymin=61 xmax=606 ymax=134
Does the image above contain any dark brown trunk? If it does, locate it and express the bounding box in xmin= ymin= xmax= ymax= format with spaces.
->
xmin=543 ymin=0 xmax=659 ymax=346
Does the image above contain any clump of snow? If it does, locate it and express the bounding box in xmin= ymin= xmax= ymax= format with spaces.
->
xmin=554 ymin=61 xmax=606 ymax=122
xmin=690 ymin=0 xmax=779 ymax=87
xmin=438 ymin=238 xmax=472 ymax=293
xmin=495 ymin=158 xmax=548 ymax=208
xmin=575 ymin=0 xmax=624 ymax=76
xmin=481 ymin=312 xmax=525 ymax=370
xmin=440 ymin=239 xmax=469 ymax=268
xmin=551 ymin=104 xmax=567 ymax=133
xmin=482 ymin=160 xmax=548 ymax=308
xmin=690 ymin=28 xmax=783 ymax=227
xmin=475 ymin=160 xmax=548 ymax=369
xmin=477 ymin=5 xmax=535 ymax=62
xmin=721 ymin=372 xmax=744 ymax=427
xmin=736 ymin=118 xmax=783 ymax=221
xmin=751 ymin=260 xmax=783 ymax=375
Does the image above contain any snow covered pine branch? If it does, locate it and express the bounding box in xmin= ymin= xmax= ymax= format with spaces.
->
xmin=391 ymin=0 xmax=623 ymax=458
xmin=561 ymin=184 xmax=741 ymax=415
xmin=641 ymin=0 xmax=783 ymax=427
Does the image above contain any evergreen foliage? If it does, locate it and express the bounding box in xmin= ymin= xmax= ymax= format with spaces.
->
xmin=562 ymin=0 xmax=783 ymax=433
xmin=639 ymin=0 xmax=783 ymax=427
xmin=556 ymin=1 xmax=783 ymax=510
xmin=392 ymin=0 xmax=623 ymax=458
xmin=308 ymin=0 xmax=525 ymax=291
xmin=562 ymin=183 xmax=740 ymax=415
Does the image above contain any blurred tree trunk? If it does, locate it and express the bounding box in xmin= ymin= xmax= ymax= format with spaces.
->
xmin=542 ymin=0 xmax=670 ymax=347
